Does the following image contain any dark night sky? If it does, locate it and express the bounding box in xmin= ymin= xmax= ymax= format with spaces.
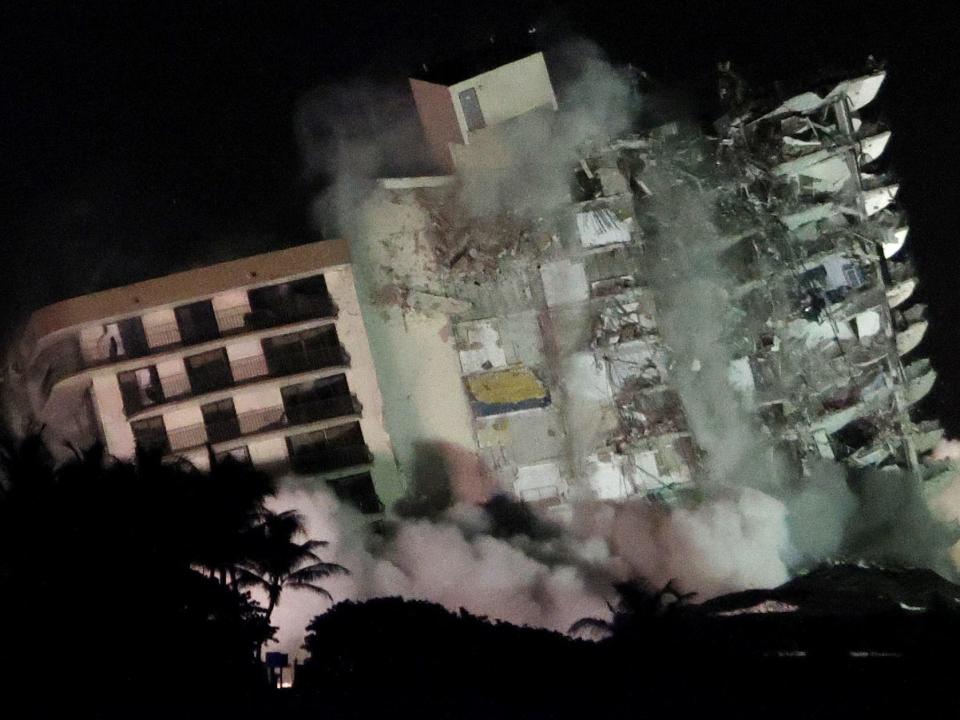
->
xmin=3 ymin=1 xmax=960 ymax=429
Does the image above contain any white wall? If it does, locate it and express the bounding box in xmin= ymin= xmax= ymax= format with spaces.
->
xmin=142 ymin=308 xmax=179 ymax=348
xmin=233 ymin=385 xmax=283 ymax=414
xmin=213 ymin=289 xmax=251 ymax=334
xmin=449 ymin=53 xmax=557 ymax=142
xmin=156 ymin=357 xmax=187 ymax=398
xmin=249 ymin=437 xmax=288 ymax=467
xmin=226 ymin=339 xmax=268 ymax=382
xmin=91 ymin=374 xmax=135 ymax=459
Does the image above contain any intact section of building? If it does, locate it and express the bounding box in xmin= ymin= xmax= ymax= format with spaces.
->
xmin=5 ymin=239 xmax=402 ymax=514
xmin=410 ymin=52 xmax=558 ymax=172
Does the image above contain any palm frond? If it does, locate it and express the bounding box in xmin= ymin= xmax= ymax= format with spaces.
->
xmin=286 ymin=581 xmax=334 ymax=603
xmin=289 ymin=561 xmax=349 ymax=583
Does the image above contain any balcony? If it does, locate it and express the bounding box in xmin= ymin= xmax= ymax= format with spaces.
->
xmin=286 ymin=421 xmax=371 ymax=475
xmin=288 ymin=443 xmax=372 ymax=475
xmin=121 ymin=341 xmax=349 ymax=417
xmin=164 ymin=394 xmax=361 ymax=453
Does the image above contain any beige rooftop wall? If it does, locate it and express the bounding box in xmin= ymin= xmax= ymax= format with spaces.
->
xmin=26 ymin=239 xmax=351 ymax=344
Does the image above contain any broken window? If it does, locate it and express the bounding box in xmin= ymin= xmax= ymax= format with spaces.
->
xmin=458 ymin=88 xmax=485 ymax=131
xmin=118 ymin=365 xmax=164 ymax=415
xmin=842 ymin=262 xmax=866 ymax=289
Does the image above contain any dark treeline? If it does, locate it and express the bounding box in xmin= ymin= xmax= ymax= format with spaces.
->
xmin=287 ymin=571 xmax=960 ymax=719
xmin=7 ymin=432 xmax=960 ymax=717
xmin=0 ymin=434 xmax=341 ymax=719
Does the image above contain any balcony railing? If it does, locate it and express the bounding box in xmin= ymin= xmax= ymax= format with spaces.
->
xmin=123 ymin=345 xmax=349 ymax=416
xmin=79 ymin=296 xmax=337 ymax=369
xmin=164 ymin=394 xmax=361 ymax=453
xmin=264 ymin=343 xmax=347 ymax=377
xmin=289 ymin=443 xmax=372 ymax=475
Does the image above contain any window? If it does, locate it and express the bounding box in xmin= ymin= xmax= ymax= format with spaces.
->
xmin=247 ymin=274 xmax=334 ymax=326
xmin=116 ymin=317 xmax=150 ymax=359
xmin=201 ymin=397 xmax=241 ymax=443
xmin=262 ymin=326 xmax=343 ymax=376
xmin=327 ymin=472 xmax=384 ymax=514
xmin=184 ymin=348 xmax=233 ymax=394
xmin=175 ymin=300 xmax=220 ymax=345
xmin=281 ymin=374 xmax=352 ymax=424
xmin=131 ymin=415 xmax=168 ymax=454
xmin=842 ymin=262 xmax=866 ymax=289
xmin=458 ymin=88 xmax=485 ymax=131
xmin=118 ymin=365 xmax=164 ymax=414
xmin=285 ymin=422 xmax=369 ymax=474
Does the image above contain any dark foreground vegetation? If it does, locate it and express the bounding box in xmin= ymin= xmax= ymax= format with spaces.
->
xmin=0 ymin=434 xmax=341 ymax=719
xmin=5 ymin=433 xmax=960 ymax=718
xmin=285 ymin=569 xmax=960 ymax=719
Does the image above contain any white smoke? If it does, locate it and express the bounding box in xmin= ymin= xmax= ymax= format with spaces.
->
xmin=931 ymin=438 xmax=960 ymax=462
xmin=265 ymin=485 xmax=612 ymax=662
xmin=281 ymin=41 xmax=960 ymax=659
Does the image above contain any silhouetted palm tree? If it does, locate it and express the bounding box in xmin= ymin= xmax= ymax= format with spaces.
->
xmin=570 ymin=579 xmax=696 ymax=639
xmin=239 ymin=509 xmax=348 ymax=623
xmin=189 ymin=446 xmax=276 ymax=587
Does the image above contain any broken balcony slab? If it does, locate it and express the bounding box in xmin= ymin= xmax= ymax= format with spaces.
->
xmin=896 ymin=321 xmax=928 ymax=356
xmin=886 ymin=278 xmax=917 ymax=309
xmin=827 ymin=71 xmax=886 ymax=112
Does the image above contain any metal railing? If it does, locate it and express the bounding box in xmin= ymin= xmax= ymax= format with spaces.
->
xmin=123 ymin=345 xmax=348 ymax=416
xmin=165 ymin=394 xmax=361 ymax=452
xmin=289 ymin=443 xmax=372 ymax=475
xmin=78 ymin=294 xmax=337 ymax=369
xmin=263 ymin=343 xmax=348 ymax=377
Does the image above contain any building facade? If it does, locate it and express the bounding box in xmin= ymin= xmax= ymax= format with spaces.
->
xmin=5 ymin=239 xmax=402 ymax=514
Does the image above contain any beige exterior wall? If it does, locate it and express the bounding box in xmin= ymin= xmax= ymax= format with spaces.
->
xmin=326 ymin=264 xmax=405 ymax=505
xmin=233 ymin=385 xmax=283 ymax=414
xmin=142 ymin=308 xmax=179 ymax=348
xmin=345 ymin=188 xmax=479 ymax=500
xmin=91 ymin=374 xmax=135 ymax=459
xmin=248 ymin=436 xmax=288 ymax=467
xmin=449 ymin=53 xmax=557 ymax=142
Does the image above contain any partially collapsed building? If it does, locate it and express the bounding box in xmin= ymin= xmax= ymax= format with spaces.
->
xmin=346 ymin=52 xmax=940 ymax=518
xmin=4 ymin=51 xmax=941 ymax=520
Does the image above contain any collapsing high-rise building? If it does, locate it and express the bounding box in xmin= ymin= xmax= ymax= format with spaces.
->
xmin=3 ymin=51 xmax=942 ymax=521
xmin=344 ymin=52 xmax=942 ymax=518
